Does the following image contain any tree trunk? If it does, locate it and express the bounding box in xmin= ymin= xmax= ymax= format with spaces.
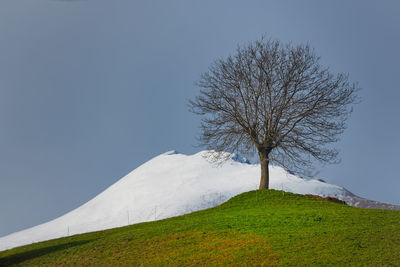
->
xmin=258 ymin=152 xmax=270 ymax=190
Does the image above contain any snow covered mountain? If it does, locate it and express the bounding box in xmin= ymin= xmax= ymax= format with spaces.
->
xmin=0 ymin=150 xmax=398 ymax=251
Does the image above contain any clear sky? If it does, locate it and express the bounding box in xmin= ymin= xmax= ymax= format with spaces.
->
xmin=1 ymin=0 xmax=399 ymax=237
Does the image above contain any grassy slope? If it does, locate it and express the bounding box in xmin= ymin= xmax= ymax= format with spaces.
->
xmin=1 ymin=190 xmax=400 ymax=266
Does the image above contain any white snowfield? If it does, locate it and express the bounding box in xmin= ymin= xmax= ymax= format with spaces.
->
xmin=0 ymin=150 xmax=398 ymax=251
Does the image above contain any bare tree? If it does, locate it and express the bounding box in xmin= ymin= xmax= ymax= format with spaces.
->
xmin=189 ymin=38 xmax=359 ymax=189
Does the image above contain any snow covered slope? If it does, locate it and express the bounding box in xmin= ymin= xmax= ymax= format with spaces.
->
xmin=0 ymin=150 xmax=398 ymax=251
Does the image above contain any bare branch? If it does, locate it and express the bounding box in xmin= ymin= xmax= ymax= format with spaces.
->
xmin=189 ymin=38 xmax=359 ymax=187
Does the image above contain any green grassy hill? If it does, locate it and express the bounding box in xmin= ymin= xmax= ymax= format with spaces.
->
xmin=1 ymin=190 xmax=400 ymax=266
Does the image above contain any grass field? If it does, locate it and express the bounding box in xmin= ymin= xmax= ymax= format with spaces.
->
xmin=1 ymin=190 xmax=399 ymax=266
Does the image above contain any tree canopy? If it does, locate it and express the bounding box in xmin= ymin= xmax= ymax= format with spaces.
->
xmin=189 ymin=38 xmax=359 ymax=189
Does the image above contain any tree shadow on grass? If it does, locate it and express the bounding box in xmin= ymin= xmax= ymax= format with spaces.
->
xmin=0 ymin=239 xmax=94 ymax=266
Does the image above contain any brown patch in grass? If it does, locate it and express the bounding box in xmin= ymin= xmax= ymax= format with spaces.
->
xmin=132 ymin=231 xmax=279 ymax=266
xmin=304 ymin=194 xmax=347 ymax=205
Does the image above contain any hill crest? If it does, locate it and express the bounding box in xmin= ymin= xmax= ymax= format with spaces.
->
xmin=0 ymin=150 xmax=398 ymax=251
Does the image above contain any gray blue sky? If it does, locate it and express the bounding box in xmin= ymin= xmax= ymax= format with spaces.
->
xmin=1 ymin=0 xmax=399 ymax=237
